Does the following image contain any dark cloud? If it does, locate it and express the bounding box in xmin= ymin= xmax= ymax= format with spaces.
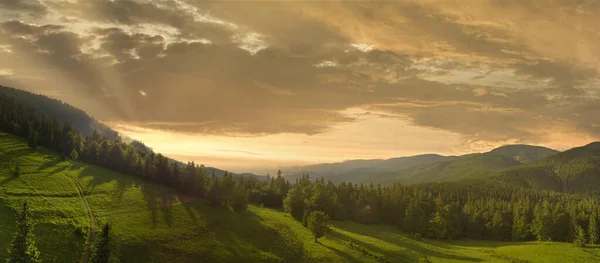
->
xmin=0 ymin=0 xmax=47 ymax=16
xmin=0 ymin=0 xmax=600 ymax=147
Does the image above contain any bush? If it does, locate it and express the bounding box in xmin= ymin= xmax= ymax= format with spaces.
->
xmin=413 ymin=233 xmax=422 ymax=241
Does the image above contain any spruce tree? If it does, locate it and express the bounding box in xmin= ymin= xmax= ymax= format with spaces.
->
xmin=230 ymin=182 xmax=248 ymax=213
xmin=589 ymin=213 xmax=599 ymax=245
xmin=302 ymin=210 xmax=309 ymax=227
xmin=27 ymin=130 xmax=38 ymax=148
xmin=574 ymin=225 xmax=587 ymax=247
xmin=90 ymin=223 xmax=114 ymax=263
xmin=70 ymin=149 xmax=79 ymax=160
xmin=13 ymin=161 xmax=20 ymax=177
xmin=7 ymin=201 xmax=42 ymax=263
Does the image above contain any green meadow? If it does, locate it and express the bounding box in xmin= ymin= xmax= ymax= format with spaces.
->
xmin=1 ymin=132 xmax=599 ymax=263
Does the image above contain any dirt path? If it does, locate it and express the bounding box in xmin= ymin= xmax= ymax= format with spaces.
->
xmin=65 ymin=174 xmax=96 ymax=263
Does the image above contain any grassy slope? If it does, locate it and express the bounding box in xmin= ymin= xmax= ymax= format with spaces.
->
xmin=1 ymin=132 xmax=599 ymax=263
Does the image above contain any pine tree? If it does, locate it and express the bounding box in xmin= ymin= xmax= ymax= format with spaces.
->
xmin=574 ymin=225 xmax=587 ymax=247
xmin=90 ymin=223 xmax=115 ymax=263
xmin=531 ymin=202 xmax=552 ymax=241
xmin=589 ymin=213 xmax=599 ymax=245
xmin=230 ymin=182 xmax=248 ymax=213
xmin=70 ymin=149 xmax=79 ymax=160
xmin=283 ymin=187 xmax=306 ymax=221
xmin=308 ymin=210 xmax=329 ymax=242
xmin=206 ymin=177 xmax=222 ymax=206
xmin=302 ymin=210 xmax=309 ymax=227
xmin=7 ymin=201 xmax=42 ymax=263
xmin=27 ymin=130 xmax=38 ymax=148
xmin=13 ymin=161 xmax=20 ymax=177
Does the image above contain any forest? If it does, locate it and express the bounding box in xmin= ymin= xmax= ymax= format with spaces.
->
xmin=1 ymin=86 xmax=599 ymax=248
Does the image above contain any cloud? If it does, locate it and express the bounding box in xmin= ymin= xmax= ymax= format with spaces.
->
xmin=1 ymin=0 xmax=600 ymax=150
xmin=0 ymin=0 xmax=47 ymax=16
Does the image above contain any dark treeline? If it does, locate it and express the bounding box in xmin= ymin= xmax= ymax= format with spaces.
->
xmin=283 ymin=175 xmax=600 ymax=244
xmin=0 ymin=86 xmax=119 ymax=141
xmin=0 ymin=87 xmax=288 ymax=212
xmin=2 ymin=87 xmax=600 ymax=246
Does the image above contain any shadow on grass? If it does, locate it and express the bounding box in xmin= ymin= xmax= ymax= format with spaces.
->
xmin=117 ymin=203 xmax=308 ymax=263
xmin=331 ymin=222 xmax=483 ymax=262
xmin=0 ymin=176 xmax=16 ymax=186
xmin=37 ymin=156 xmax=62 ymax=171
xmin=140 ymin=181 xmax=177 ymax=227
xmin=320 ymin=240 xmax=361 ymax=263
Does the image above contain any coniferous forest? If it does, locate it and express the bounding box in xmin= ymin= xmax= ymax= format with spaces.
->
xmin=1 ymin=85 xmax=600 ymax=248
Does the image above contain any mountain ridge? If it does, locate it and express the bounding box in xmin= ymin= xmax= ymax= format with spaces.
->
xmin=282 ymin=145 xmax=559 ymax=184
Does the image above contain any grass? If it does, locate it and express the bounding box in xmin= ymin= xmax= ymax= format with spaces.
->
xmin=0 ymin=132 xmax=599 ymax=262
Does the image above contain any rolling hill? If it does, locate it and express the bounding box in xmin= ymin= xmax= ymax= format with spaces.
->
xmin=282 ymin=154 xmax=455 ymax=183
xmin=368 ymin=152 xmax=522 ymax=185
xmin=286 ymin=145 xmax=559 ymax=185
xmin=0 ymin=85 xmax=261 ymax=179
xmin=490 ymin=144 xmax=559 ymax=164
xmin=491 ymin=142 xmax=600 ymax=194
xmin=1 ymin=132 xmax=597 ymax=263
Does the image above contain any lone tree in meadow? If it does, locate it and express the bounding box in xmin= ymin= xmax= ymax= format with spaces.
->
xmin=307 ymin=210 xmax=329 ymax=242
xmin=91 ymin=223 xmax=115 ymax=263
xmin=7 ymin=201 xmax=42 ymax=263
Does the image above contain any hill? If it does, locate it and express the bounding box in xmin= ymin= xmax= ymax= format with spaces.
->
xmin=1 ymin=132 xmax=598 ymax=263
xmin=283 ymin=145 xmax=558 ymax=185
xmin=368 ymin=152 xmax=522 ymax=185
xmin=0 ymin=85 xmax=120 ymax=140
xmin=283 ymin=154 xmax=454 ymax=183
xmin=492 ymin=142 xmax=600 ymax=194
xmin=490 ymin=144 xmax=559 ymax=164
xmin=0 ymin=85 xmax=261 ymax=179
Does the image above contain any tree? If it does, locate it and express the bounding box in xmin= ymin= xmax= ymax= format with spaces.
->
xmin=230 ymin=182 xmax=248 ymax=213
xmin=70 ymin=149 xmax=79 ymax=160
xmin=531 ymin=202 xmax=552 ymax=241
xmin=283 ymin=187 xmax=306 ymax=221
xmin=302 ymin=210 xmax=309 ymax=227
xmin=7 ymin=201 xmax=41 ymax=263
xmin=13 ymin=161 xmax=20 ymax=177
xmin=574 ymin=225 xmax=587 ymax=247
xmin=90 ymin=223 xmax=116 ymax=263
xmin=206 ymin=177 xmax=223 ymax=206
xmin=307 ymin=210 xmax=329 ymax=242
xmin=589 ymin=213 xmax=599 ymax=245
xmin=27 ymin=130 xmax=38 ymax=148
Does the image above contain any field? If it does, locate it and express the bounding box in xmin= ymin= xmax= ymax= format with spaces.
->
xmin=1 ymin=132 xmax=599 ymax=263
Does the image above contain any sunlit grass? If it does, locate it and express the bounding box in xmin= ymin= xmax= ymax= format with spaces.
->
xmin=1 ymin=132 xmax=599 ymax=263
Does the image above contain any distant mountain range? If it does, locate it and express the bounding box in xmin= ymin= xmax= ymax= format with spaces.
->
xmin=281 ymin=144 xmax=560 ymax=185
xmin=0 ymin=86 xmax=262 ymax=179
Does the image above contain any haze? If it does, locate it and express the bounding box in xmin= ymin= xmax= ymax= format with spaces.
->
xmin=1 ymin=0 xmax=600 ymax=173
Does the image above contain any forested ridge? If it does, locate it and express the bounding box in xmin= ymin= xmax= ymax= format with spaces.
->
xmin=1 ymin=86 xmax=600 ymax=247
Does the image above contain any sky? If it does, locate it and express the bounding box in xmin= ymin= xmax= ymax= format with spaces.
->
xmin=1 ymin=0 xmax=600 ymax=173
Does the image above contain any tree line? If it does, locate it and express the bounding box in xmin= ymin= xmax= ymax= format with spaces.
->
xmin=283 ymin=175 xmax=600 ymax=245
xmin=2 ymin=88 xmax=599 ymax=247
xmin=0 ymin=89 xmax=290 ymax=213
